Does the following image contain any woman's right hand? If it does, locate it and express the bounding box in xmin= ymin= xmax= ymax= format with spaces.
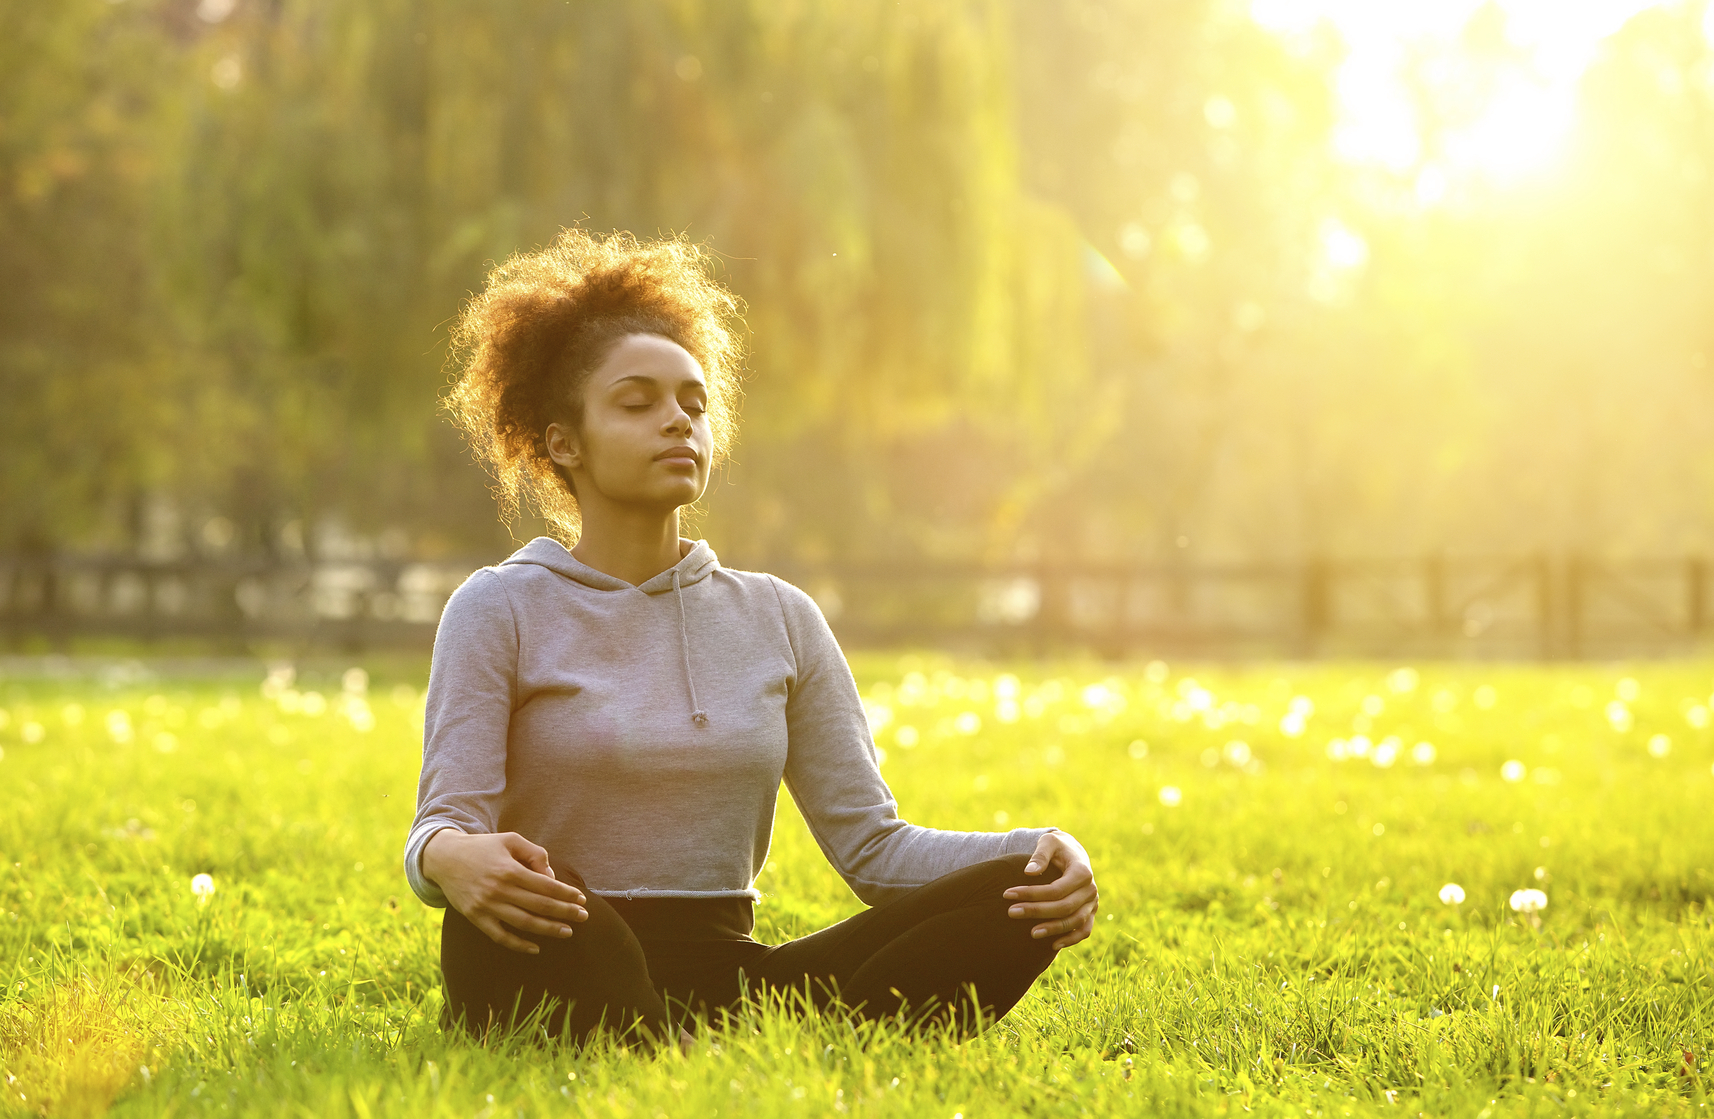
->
xmin=421 ymin=829 xmax=589 ymax=954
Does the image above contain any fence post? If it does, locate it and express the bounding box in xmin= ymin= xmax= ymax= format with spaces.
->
xmin=1690 ymin=555 xmax=1707 ymax=636
xmin=1533 ymin=552 xmax=1554 ymax=659
xmin=1424 ymin=553 xmax=1447 ymax=646
xmin=1565 ymin=553 xmax=1585 ymax=660
xmin=1300 ymin=556 xmax=1330 ymax=656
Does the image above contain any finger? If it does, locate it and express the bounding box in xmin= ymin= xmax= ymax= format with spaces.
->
xmin=503 ymin=864 xmax=585 ymax=905
xmin=1005 ymin=863 xmax=1092 ymax=900
xmin=1052 ymin=916 xmax=1094 ymax=950
xmin=1006 ymin=883 xmax=1098 ymax=918
xmin=476 ymin=915 xmax=542 ymax=955
xmin=1003 ymin=876 xmax=1093 ymax=905
xmin=1023 ymin=834 xmax=1062 ymax=876
xmin=490 ymin=901 xmax=577 ymax=941
xmin=1031 ymin=900 xmax=1097 ymax=940
xmin=501 ymin=833 xmax=573 ymax=891
xmin=499 ymin=885 xmax=588 ymax=924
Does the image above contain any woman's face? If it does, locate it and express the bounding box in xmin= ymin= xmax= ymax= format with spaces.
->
xmin=546 ymin=333 xmax=712 ymax=513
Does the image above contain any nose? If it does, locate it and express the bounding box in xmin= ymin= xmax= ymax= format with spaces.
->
xmin=662 ymin=401 xmax=693 ymax=435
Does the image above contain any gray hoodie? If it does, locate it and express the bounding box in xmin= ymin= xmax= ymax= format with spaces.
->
xmin=404 ymin=537 xmax=1053 ymax=909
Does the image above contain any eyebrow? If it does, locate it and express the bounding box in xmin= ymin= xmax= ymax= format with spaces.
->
xmin=608 ymin=374 xmax=707 ymax=392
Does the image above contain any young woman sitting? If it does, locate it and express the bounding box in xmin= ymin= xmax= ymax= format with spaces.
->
xmin=404 ymin=229 xmax=1100 ymax=1046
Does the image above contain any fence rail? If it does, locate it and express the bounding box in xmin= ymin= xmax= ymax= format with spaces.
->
xmin=1 ymin=552 xmax=1708 ymax=658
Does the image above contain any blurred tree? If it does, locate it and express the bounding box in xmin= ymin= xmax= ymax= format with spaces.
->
xmin=144 ymin=0 xmax=1093 ymax=562
xmin=3 ymin=0 xmax=1712 ymax=570
xmin=0 ymin=0 xmax=195 ymax=552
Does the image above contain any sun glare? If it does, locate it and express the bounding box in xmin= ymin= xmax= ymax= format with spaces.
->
xmin=1251 ymin=0 xmax=1666 ymax=191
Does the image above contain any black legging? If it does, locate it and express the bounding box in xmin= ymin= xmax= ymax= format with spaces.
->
xmin=440 ymin=854 xmax=1060 ymax=1043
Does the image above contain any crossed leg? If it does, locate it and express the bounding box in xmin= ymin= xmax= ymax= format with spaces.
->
xmin=438 ymin=855 xmax=1060 ymax=1043
xmin=741 ymin=855 xmax=1061 ymax=1034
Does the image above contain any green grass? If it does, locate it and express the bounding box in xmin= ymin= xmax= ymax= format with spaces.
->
xmin=2 ymin=655 xmax=1712 ymax=1117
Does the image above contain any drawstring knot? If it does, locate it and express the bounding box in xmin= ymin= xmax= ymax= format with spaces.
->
xmin=673 ymin=567 xmax=709 ymax=728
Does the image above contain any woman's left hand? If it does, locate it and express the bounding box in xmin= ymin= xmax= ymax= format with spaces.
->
xmin=1005 ymin=831 xmax=1099 ymax=949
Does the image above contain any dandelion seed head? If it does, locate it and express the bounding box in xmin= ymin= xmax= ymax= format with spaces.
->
xmin=191 ymin=873 xmax=216 ymax=900
xmin=1500 ymin=759 xmax=1527 ymax=782
xmin=1158 ymin=785 xmax=1183 ymax=807
xmin=1509 ymin=888 xmax=1548 ymax=914
xmin=1438 ymin=883 xmax=1465 ymax=905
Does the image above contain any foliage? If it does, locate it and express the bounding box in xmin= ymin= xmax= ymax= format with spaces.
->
xmin=6 ymin=0 xmax=1712 ymax=563
xmin=1 ymin=656 xmax=1712 ymax=1115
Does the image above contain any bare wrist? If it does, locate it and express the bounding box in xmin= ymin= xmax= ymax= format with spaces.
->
xmin=420 ymin=826 xmax=464 ymax=884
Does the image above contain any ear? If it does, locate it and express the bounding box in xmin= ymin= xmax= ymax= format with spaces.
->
xmin=544 ymin=422 xmax=581 ymax=472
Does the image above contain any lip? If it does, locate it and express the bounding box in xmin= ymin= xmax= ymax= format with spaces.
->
xmin=654 ymin=446 xmax=700 ymax=466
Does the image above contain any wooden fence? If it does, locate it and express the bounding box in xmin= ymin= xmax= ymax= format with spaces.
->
xmin=0 ymin=552 xmax=1708 ymax=658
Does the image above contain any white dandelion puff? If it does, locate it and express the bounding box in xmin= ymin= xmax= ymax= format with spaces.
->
xmin=1500 ymin=759 xmax=1527 ymax=782
xmin=1509 ymin=888 xmax=1547 ymax=914
xmin=191 ymin=874 xmax=216 ymax=903
xmin=1158 ymin=785 xmax=1183 ymax=807
xmin=1438 ymin=883 xmax=1465 ymax=905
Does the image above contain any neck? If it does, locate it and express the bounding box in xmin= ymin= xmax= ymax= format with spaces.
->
xmin=570 ymin=504 xmax=686 ymax=587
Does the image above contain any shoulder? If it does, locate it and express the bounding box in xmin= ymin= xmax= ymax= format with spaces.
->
xmin=714 ymin=566 xmax=823 ymax=621
xmin=438 ymin=566 xmax=517 ymax=633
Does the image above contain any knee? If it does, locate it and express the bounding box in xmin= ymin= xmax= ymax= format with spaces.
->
xmin=985 ymin=852 xmax=1062 ymax=894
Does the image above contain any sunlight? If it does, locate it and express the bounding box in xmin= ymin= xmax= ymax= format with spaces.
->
xmin=1252 ymin=0 xmax=1665 ymax=189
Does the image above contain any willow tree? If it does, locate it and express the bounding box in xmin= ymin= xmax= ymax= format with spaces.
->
xmin=148 ymin=0 xmax=1090 ymax=561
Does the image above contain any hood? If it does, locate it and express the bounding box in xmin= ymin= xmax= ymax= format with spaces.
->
xmin=500 ymin=536 xmax=720 ymax=593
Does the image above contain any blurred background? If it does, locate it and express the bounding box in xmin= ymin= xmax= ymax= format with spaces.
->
xmin=3 ymin=0 xmax=1713 ymax=656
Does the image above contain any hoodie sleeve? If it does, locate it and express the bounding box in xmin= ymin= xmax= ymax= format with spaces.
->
xmin=770 ymin=576 xmax=1057 ymax=906
xmin=402 ymin=568 xmax=518 ymax=908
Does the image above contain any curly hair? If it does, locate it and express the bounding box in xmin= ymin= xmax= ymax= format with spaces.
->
xmin=443 ymin=229 xmax=744 ymax=544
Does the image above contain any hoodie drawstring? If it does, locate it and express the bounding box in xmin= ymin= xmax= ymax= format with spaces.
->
xmin=673 ymin=568 xmax=709 ymax=727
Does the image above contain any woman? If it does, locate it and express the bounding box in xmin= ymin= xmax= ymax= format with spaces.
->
xmin=404 ymin=229 xmax=1099 ymax=1045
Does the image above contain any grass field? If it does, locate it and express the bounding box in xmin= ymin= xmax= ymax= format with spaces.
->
xmin=2 ymin=654 xmax=1712 ymax=1117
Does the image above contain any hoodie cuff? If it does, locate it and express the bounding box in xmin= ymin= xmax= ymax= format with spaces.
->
xmin=403 ymin=821 xmax=462 ymax=908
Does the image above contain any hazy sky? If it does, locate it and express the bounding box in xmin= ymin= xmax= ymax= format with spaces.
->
xmin=1250 ymin=0 xmax=1672 ymax=182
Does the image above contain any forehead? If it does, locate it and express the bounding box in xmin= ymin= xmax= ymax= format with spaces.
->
xmin=592 ymin=333 xmax=706 ymax=388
